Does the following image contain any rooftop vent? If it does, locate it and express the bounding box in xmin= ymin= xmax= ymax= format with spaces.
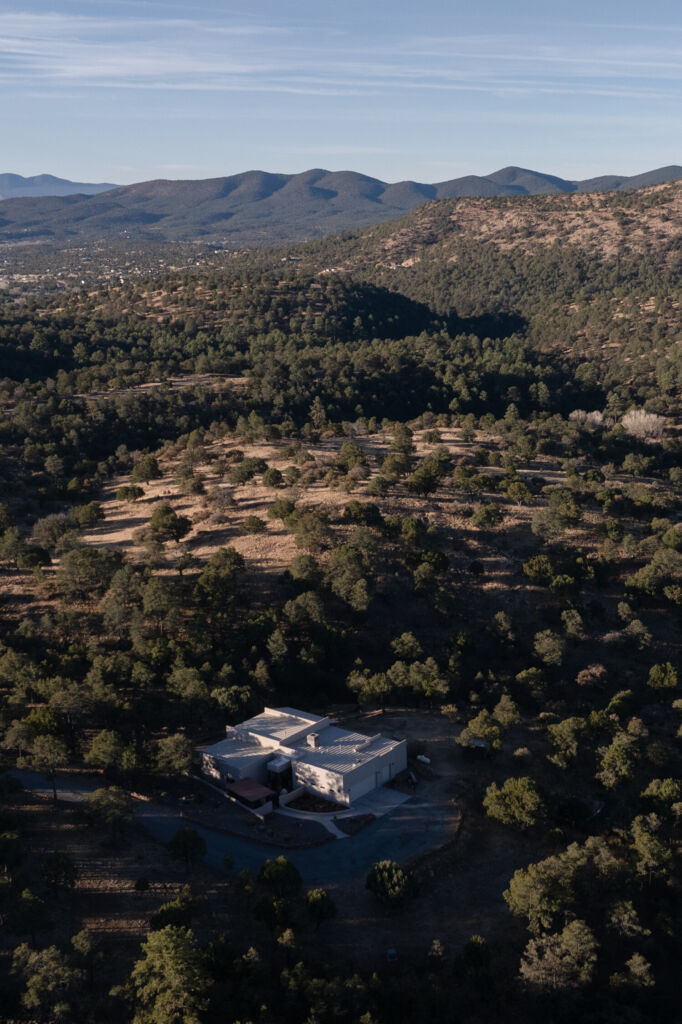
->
xmin=307 ymin=732 xmax=321 ymax=748
xmin=354 ymin=735 xmax=379 ymax=752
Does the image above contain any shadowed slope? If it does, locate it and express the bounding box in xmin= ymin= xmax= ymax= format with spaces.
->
xmin=0 ymin=164 xmax=680 ymax=245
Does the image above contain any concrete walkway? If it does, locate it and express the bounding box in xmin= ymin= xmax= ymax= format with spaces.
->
xmin=352 ymin=788 xmax=412 ymax=818
xmin=275 ymin=807 xmax=350 ymax=838
xmin=273 ymin=786 xmax=412 ymax=838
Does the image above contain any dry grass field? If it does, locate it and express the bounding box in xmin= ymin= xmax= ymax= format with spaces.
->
xmin=0 ymin=788 xmax=263 ymax=995
xmin=78 ymin=427 xmax=573 ymax=588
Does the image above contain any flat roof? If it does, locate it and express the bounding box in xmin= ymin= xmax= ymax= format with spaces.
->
xmin=294 ymin=725 xmax=403 ymax=777
xmin=201 ymin=707 xmax=404 ymax=781
xmin=201 ymin=737 xmax=275 ymax=775
xmin=226 ymin=778 xmax=275 ymax=802
xmin=239 ymin=706 xmax=325 ymax=744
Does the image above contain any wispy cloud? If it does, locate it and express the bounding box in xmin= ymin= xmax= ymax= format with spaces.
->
xmin=276 ymin=145 xmax=403 ymax=156
xmin=1 ymin=11 xmax=681 ymax=107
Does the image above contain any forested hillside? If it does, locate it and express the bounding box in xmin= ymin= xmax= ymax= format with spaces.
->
xmin=0 ymin=181 xmax=680 ymax=1023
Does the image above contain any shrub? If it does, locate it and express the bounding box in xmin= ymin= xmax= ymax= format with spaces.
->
xmin=457 ymin=710 xmax=501 ymax=751
xmin=368 ymin=476 xmax=391 ymax=496
xmin=516 ymin=667 xmax=547 ymax=691
xmin=268 ymin=498 xmax=296 ymax=521
xmin=229 ymin=457 xmax=267 ymax=484
xmin=242 ymin=516 xmax=267 ymax=534
xmin=471 ymin=503 xmax=503 ymax=528
xmin=262 ymin=467 xmax=283 ymax=487
xmin=150 ymin=886 xmax=200 ymax=930
xmin=70 ymin=502 xmax=105 ymax=529
xmin=533 ymin=630 xmax=565 ymax=667
xmin=343 ymin=501 xmax=383 ymax=526
xmin=423 ymin=429 xmax=442 ymax=443
xmin=483 ymin=777 xmax=546 ymax=829
xmin=116 ymin=484 xmax=144 ymax=502
xmin=647 ymin=662 xmax=678 ymax=690
xmin=258 ymin=856 xmax=302 ymax=898
xmin=289 ymin=553 xmax=318 ymax=582
xmin=149 ymin=504 xmax=191 ymax=543
xmin=31 ymin=514 xmax=72 ymax=550
xmin=130 ymin=455 xmax=162 ymax=483
xmin=366 ymin=860 xmax=415 ymax=907
xmin=523 ymin=555 xmax=554 ymax=585
xmin=576 ymin=663 xmax=607 ymax=688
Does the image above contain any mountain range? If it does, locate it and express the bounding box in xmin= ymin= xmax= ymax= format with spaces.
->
xmin=0 ymin=173 xmax=117 ymax=200
xmin=0 ymin=164 xmax=680 ymax=247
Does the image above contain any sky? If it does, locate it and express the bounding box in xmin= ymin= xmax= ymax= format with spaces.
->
xmin=1 ymin=0 xmax=681 ymax=185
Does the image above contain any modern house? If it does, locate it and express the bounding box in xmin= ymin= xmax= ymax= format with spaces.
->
xmin=200 ymin=706 xmax=407 ymax=807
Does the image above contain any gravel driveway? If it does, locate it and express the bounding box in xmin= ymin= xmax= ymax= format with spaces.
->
xmin=11 ymin=770 xmax=452 ymax=884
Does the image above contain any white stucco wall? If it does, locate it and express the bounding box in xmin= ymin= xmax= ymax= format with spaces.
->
xmin=200 ymin=750 xmax=272 ymax=786
xmin=201 ymin=753 xmax=222 ymax=783
xmin=292 ymin=739 xmax=407 ymax=805
xmin=233 ymin=753 xmax=273 ymax=783
xmin=346 ymin=771 xmax=376 ymax=803
xmin=344 ymin=740 xmax=407 ymax=803
xmin=292 ymin=761 xmax=348 ymax=804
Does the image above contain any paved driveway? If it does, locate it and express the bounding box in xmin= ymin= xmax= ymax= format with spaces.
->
xmin=11 ymin=771 xmax=451 ymax=885
xmin=352 ymin=788 xmax=412 ymax=817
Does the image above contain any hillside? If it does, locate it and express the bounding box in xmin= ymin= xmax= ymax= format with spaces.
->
xmin=0 ymin=164 xmax=680 ymax=246
xmin=281 ymin=178 xmax=682 ymax=272
xmin=82 ymin=178 xmax=677 ymax=390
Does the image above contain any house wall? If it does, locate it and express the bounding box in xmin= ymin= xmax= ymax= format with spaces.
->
xmin=292 ymin=761 xmax=348 ymax=805
xmin=254 ymin=711 xmax=331 ymax=748
xmin=278 ymin=786 xmax=306 ymax=806
xmin=201 ymin=753 xmax=222 ymax=784
xmin=239 ymin=755 xmax=273 ymax=783
xmin=292 ymin=739 xmax=407 ymax=806
xmin=200 ymin=751 xmax=272 ymax=786
xmin=344 ymin=740 xmax=407 ymax=804
xmin=253 ymin=801 xmax=273 ymax=819
xmin=346 ymin=771 xmax=376 ymax=803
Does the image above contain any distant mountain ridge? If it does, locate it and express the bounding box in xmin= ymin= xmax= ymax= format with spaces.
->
xmin=0 ymin=173 xmax=118 ymax=200
xmin=0 ymin=164 xmax=680 ymax=246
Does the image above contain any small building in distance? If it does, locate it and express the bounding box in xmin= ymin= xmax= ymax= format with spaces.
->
xmin=200 ymin=706 xmax=406 ymax=807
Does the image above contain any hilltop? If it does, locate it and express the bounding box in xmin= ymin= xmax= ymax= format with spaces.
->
xmin=0 ymin=172 xmax=117 ymax=200
xmin=0 ymin=163 xmax=680 ymax=247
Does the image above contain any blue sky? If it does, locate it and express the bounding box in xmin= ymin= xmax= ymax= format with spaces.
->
xmin=1 ymin=0 xmax=681 ymax=184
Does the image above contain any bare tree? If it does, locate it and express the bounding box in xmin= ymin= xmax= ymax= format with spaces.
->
xmin=621 ymin=408 xmax=666 ymax=440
